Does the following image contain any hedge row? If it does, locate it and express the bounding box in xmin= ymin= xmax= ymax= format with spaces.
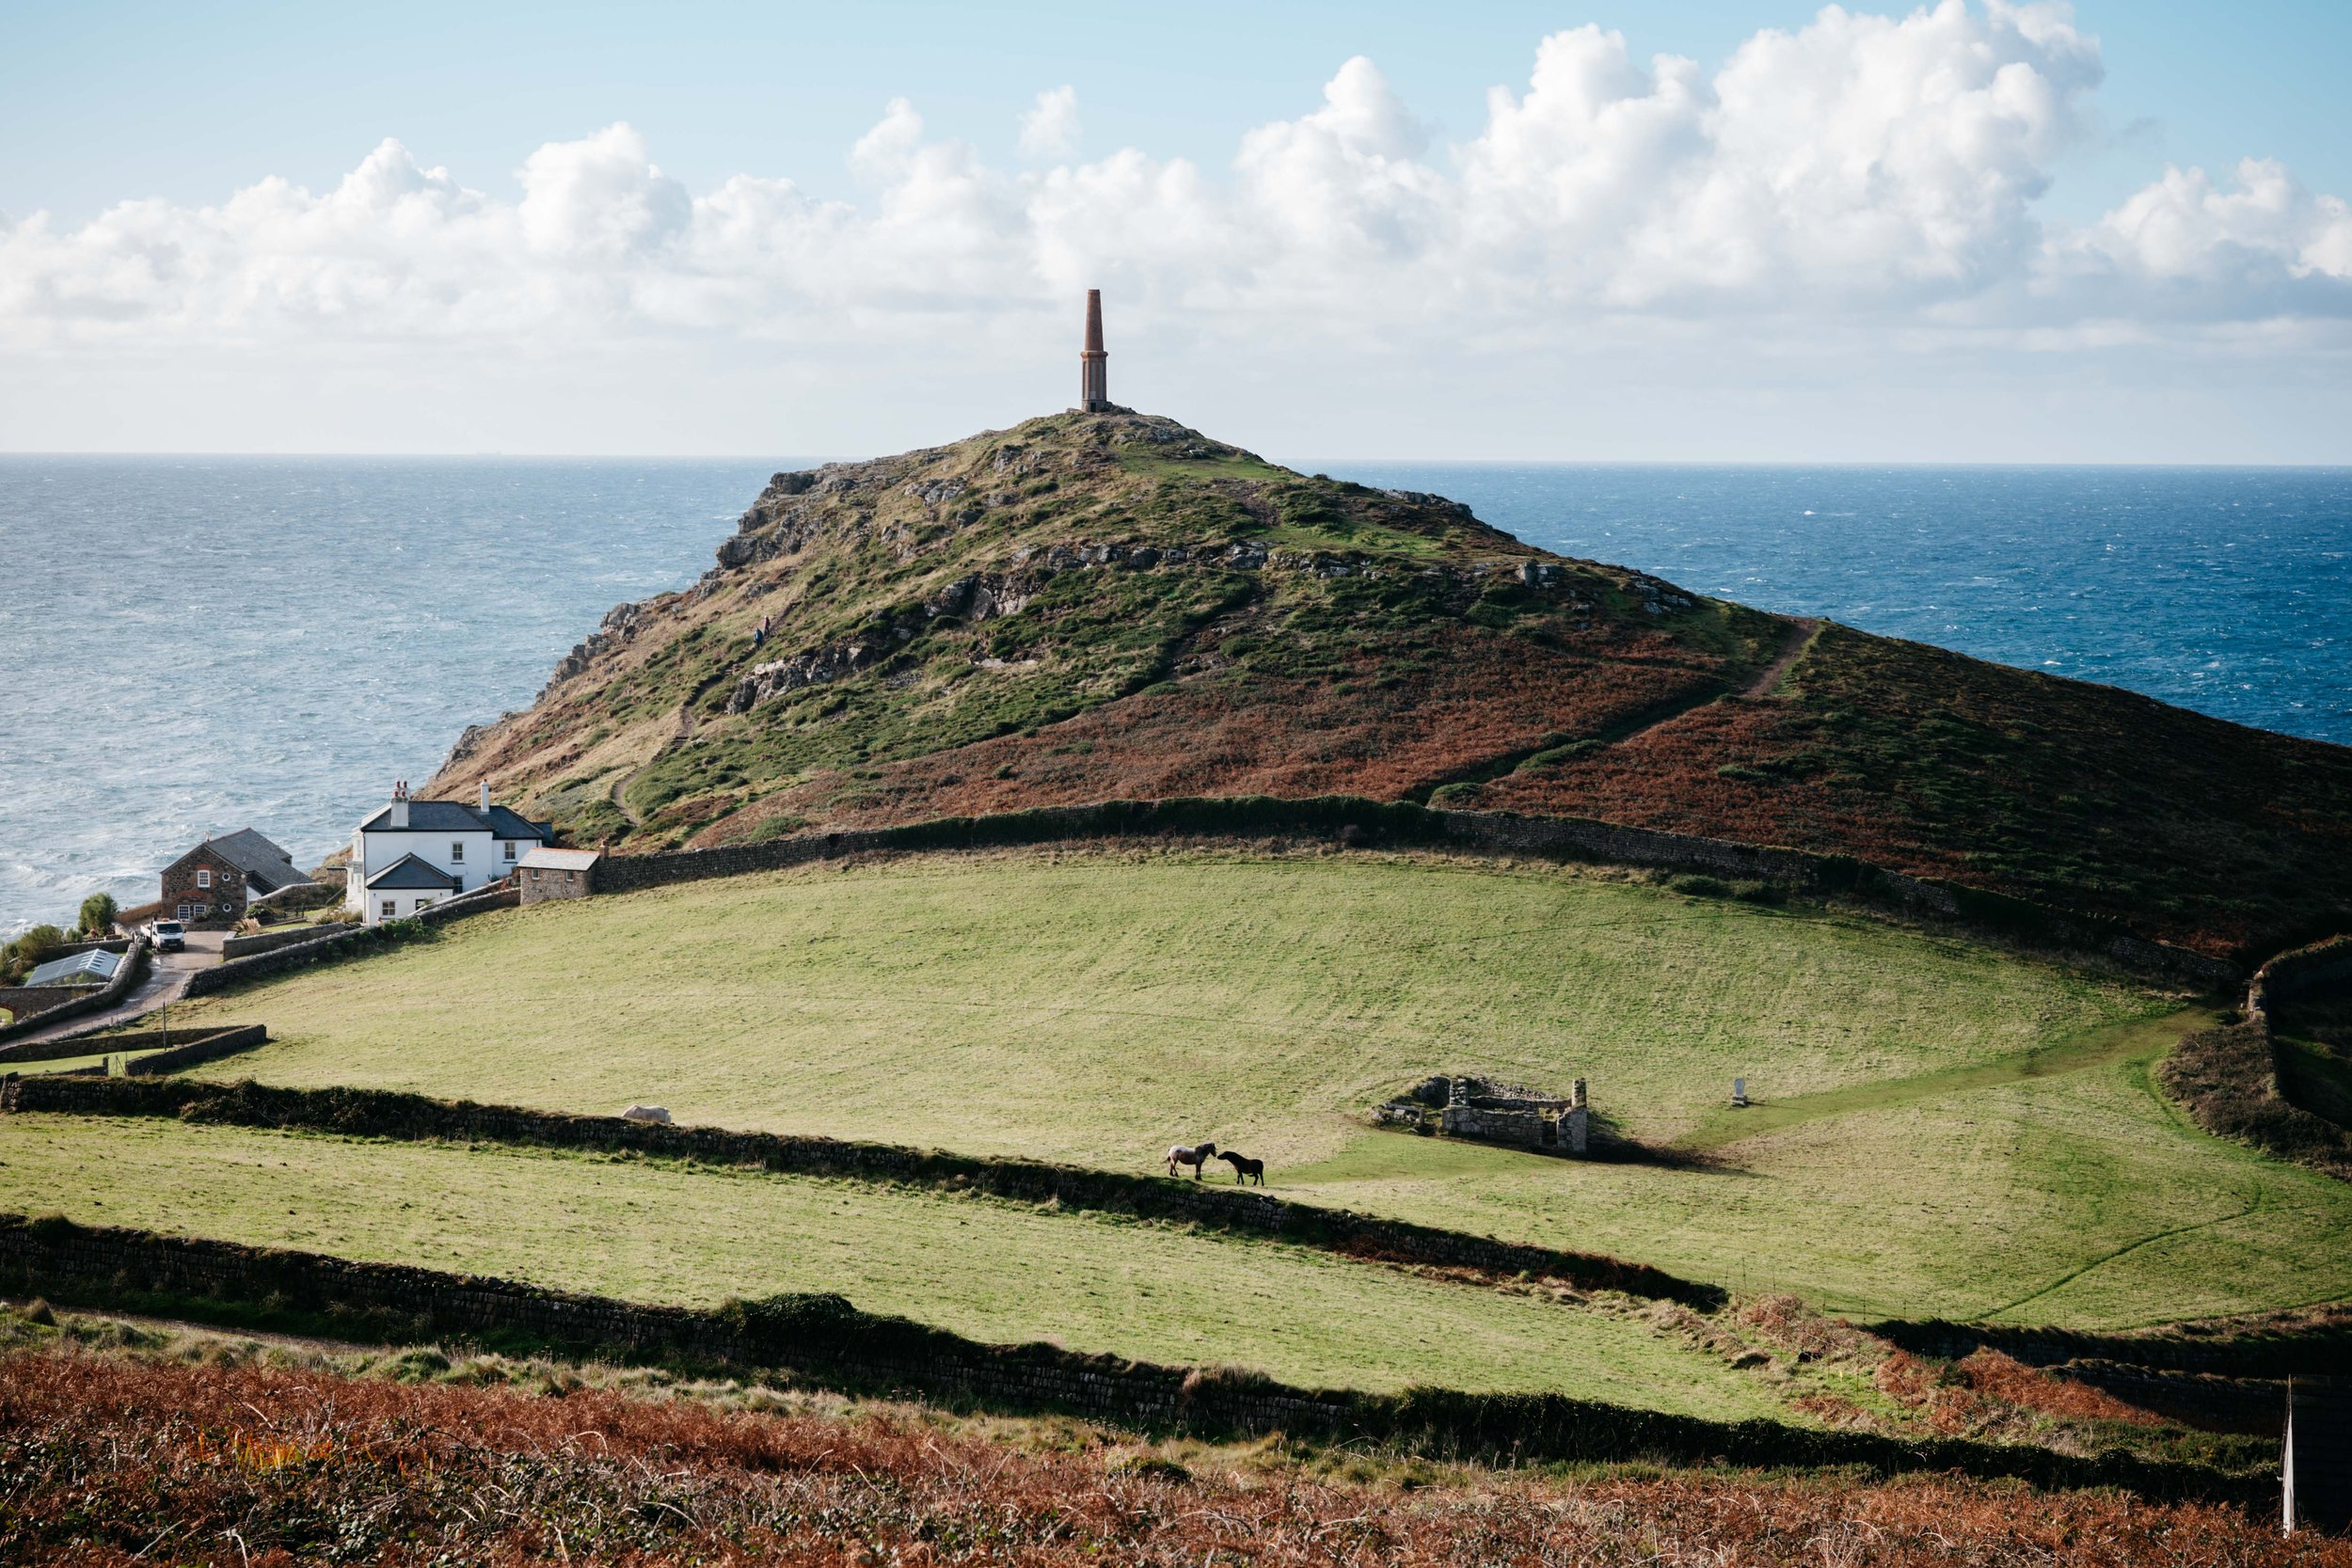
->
xmin=3 ymin=1074 xmax=1716 ymax=1307
xmin=0 ymin=1212 xmax=2265 ymax=1504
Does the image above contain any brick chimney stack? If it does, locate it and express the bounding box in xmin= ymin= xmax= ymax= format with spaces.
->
xmin=1078 ymin=289 xmax=1110 ymax=413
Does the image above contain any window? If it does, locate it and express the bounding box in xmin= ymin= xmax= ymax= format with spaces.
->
xmin=416 ymin=897 xmax=435 ymax=911
xmin=380 ymin=900 xmax=395 ymax=920
xmin=176 ymin=904 xmax=191 ymax=921
xmin=450 ymin=841 xmax=464 ymax=862
xmin=194 ymin=903 xmax=209 ymax=918
xmin=196 ymin=868 xmax=211 ymax=889
xmin=503 ymin=840 xmax=517 ymax=861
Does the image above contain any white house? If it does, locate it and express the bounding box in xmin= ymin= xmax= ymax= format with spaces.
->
xmin=346 ymin=782 xmax=551 ymax=925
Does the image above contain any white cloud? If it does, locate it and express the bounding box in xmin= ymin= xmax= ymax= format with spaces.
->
xmin=1018 ymin=86 xmax=1081 ymax=160
xmin=0 ymin=2 xmax=2345 ymax=403
xmin=2069 ymin=158 xmax=2352 ymax=287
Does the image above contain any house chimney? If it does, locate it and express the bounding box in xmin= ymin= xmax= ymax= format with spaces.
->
xmin=479 ymin=780 xmax=491 ymax=814
xmin=390 ymin=781 xmax=408 ymax=831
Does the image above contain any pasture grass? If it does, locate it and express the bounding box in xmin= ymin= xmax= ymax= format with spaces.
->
xmin=0 ymin=1113 xmax=1784 ymax=1418
xmin=136 ymin=847 xmax=2348 ymax=1327
xmin=170 ymin=849 xmax=2153 ymax=1161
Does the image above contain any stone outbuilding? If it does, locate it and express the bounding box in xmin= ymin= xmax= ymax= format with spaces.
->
xmin=159 ymin=827 xmax=310 ymax=928
xmin=518 ymin=847 xmax=600 ymax=904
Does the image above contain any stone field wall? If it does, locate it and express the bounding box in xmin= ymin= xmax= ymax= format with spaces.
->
xmin=0 ymin=940 xmax=148 ymax=1047
xmin=221 ymin=923 xmax=359 ymax=961
xmin=2 ymin=1074 xmax=1711 ymax=1306
xmin=0 ymin=1211 xmax=2265 ymax=1504
xmin=184 ymin=885 xmax=515 ymax=1000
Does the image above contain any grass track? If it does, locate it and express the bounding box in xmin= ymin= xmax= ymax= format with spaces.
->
xmin=0 ymin=1114 xmax=1782 ymax=1418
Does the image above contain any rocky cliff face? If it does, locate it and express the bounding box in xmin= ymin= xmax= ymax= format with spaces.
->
xmin=429 ymin=409 xmax=2352 ymax=958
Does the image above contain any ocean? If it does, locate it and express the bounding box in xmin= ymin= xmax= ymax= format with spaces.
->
xmin=2 ymin=455 xmax=2346 ymax=934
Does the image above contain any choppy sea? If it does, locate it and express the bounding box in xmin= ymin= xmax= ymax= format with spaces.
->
xmin=2 ymin=455 xmax=2346 ymax=933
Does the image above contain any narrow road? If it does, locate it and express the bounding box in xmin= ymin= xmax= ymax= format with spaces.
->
xmin=7 ymin=933 xmax=222 ymax=1046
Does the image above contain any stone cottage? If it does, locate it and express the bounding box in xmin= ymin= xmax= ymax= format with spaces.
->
xmin=159 ymin=827 xmax=310 ymax=928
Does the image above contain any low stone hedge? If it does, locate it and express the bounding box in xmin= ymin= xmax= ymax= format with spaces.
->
xmin=0 ymin=940 xmax=148 ymax=1046
xmin=185 ymin=886 xmax=516 ymax=999
xmin=2157 ymin=931 xmax=2352 ymax=1180
xmin=593 ymin=796 xmax=2236 ymax=989
xmin=3 ymin=1074 xmax=1716 ymax=1307
xmin=221 ymin=923 xmax=358 ymax=961
xmin=0 ymin=1212 xmax=2265 ymax=1503
xmin=0 ymin=985 xmax=101 ymax=1028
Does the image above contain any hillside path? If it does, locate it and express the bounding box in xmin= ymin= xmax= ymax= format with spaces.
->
xmin=1739 ymin=616 xmax=1820 ymax=700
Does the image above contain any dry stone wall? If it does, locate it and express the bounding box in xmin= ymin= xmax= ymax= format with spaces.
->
xmin=0 ymin=1211 xmax=2264 ymax=1504
xmin=0 ymin=940 xmax=148 ymax=1046
xmin=8 ymin=1075 xmax=1712 ymax=1305
xmin=0 ymin=986 xmax=100 ymax=1026
xmin=221 ymin=922 xmax=358 ymax=961
xmin=184 ymin=885 xmax=515 ymax=1000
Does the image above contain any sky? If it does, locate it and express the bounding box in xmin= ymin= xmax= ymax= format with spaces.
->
xmin=3 ymin=0 xmax=2348 ymax=462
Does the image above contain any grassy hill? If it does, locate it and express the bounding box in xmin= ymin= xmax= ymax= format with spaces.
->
xmin=427 ymin=411 xmax=2352 ymax=958
xmin=148 ymin=848 xmax=2352 ymax=1325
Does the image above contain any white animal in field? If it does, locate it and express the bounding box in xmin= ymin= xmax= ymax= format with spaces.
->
xmin=621 ymin=1104 xmax=673 ymax=1124
xmin=1165 ymin=1140 xmax=1216 ymax=1179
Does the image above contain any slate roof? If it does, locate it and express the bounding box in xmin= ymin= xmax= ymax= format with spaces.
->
xmin=206 ymin=827 xmax=310 ymax=894
xmin=519 ymin=847 xmax=600 ymax=872
xmin=26 ymin=949 xmax=119 ymax=987
xmin=364 ymin=853 xmax=462 ymax=892
xmin=480 ymin=804 xmax=552 ymax=844
xmin=358 ymin=800 xmax=495 ymax=834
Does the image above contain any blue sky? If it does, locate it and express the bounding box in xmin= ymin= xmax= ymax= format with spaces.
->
xmin=3 ymin=1 xmax=2348 ymax=459
xmin=6 ymin=1 xmax=2345 ymax=222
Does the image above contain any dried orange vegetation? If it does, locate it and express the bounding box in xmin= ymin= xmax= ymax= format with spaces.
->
xmin=1474 ymin=621 xmax=2352 ymax=958
xmin=3 ymin=1351 xmax=2336 ymax=1568
xmin=755 ymin=626 xmax=1716 ymax=837
xmin=1874 ymin=1350 xmax=2167 ymax=1443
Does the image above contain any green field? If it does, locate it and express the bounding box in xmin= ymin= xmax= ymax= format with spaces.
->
xmin=0 ymin=1114 xmax=1784 ymax=1418
xmin=126 ymin=848 xmax=2352 ymax=1326
xmin=175 ymin=851 xmax=2153 ymax=1159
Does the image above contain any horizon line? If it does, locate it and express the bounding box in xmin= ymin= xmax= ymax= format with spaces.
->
xmin=4 ymin=450 xmax=2350 ymax=471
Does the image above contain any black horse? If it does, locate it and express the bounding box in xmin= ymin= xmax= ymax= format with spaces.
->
xmin=1217 ymin=1150 xmax=1264 ymax=1186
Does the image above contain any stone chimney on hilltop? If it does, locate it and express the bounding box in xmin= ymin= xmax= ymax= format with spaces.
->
xmin=1077 ymin=289 xmax=1111 ymax=413
xmin=390 ymin=780 xmax=409 ymax=831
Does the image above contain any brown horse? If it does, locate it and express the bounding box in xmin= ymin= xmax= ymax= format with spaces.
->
xmin=1217 ymin=1150 xmax=1264 ymax=1186
xmin=1165 ymin=1141 xmax=1217 ymax=1180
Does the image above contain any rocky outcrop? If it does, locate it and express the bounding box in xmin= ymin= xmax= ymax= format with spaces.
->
xmin=539 ymin=603 xmax=649 ymax=700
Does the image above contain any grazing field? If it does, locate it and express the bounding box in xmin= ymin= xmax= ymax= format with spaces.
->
xmin=173 ymin=850 xmax=2153 ymax=1156
xmin=0 ymin=1113 xmax=1783 ymax=1417
xmin=139 ymin=848 xmax=2351 ymax=1325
